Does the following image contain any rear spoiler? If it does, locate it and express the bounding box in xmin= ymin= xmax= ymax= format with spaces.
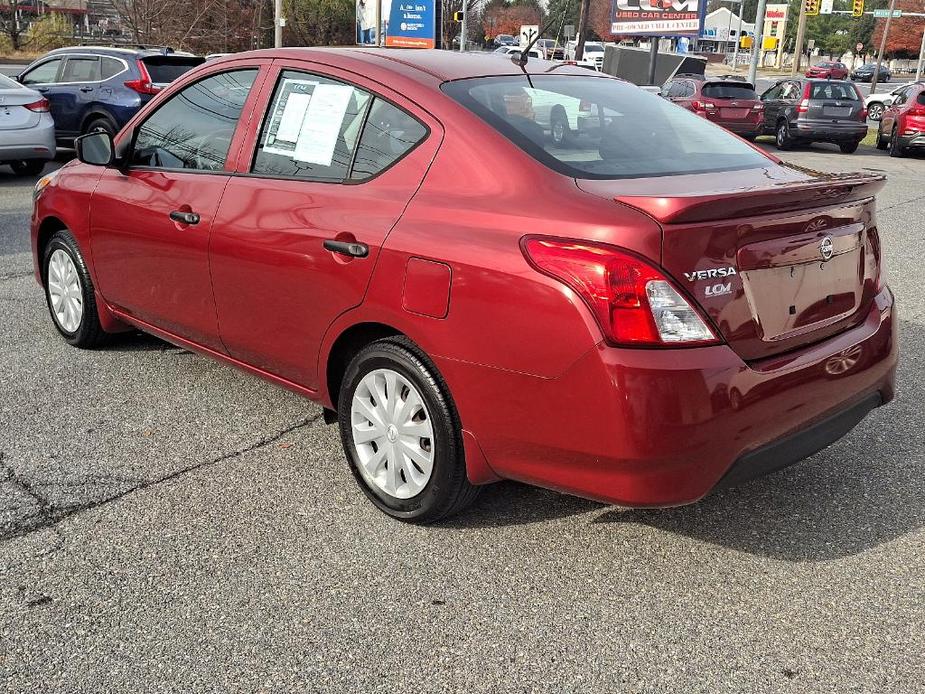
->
xmin=612 ymin=170 xmax=886 ymax=225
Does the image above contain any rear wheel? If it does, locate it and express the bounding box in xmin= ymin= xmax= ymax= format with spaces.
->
xmin=775 ymin=120 xmax=794 ymax=150
xmin=889 ymin=126 xmax=906 ymax=158
xmin=83 ymin=116 xmax=117 ymax=139
xmin=338 ymin=337 xmax=479 ymax=523
xmin=10 ymin=160 xmax=45 ymax=176
xmin=550 ymin=106 xmax=571 ymax=147
xmin=839 ymin=140 xmax=861 ymax=154
xmin=43 ymin=230 xmax=110 ymax=348
xmin=876 ymin=123 xmax=888 ymax=150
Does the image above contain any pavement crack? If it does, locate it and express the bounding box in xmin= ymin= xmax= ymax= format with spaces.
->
xmin=0 ymin=414 xmax=322 ymax=544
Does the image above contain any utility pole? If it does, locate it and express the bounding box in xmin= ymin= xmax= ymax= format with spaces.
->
xmin=916 ymin=20 xmax=925 ymax=81
xmin=376 ymin=0 xmax=382 ymax=47
xmin=460 ymin=1 xmax=467 ymax=52
xmin=731 ymin=0 xmax=745 ymax=71
xmin=747 ymin=0 xmax=768 ymax=84
xmin=870 ymin=0 xmax=898 ymax=93
xmin=791 ymin=1 xmax=807 ymax=77
xmin=575 ymin=0 xmax=590 ymax=60
xmin=274 ymin=0 xmax=282 ymax=48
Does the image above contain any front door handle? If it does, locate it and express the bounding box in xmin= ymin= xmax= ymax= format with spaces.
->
xmin=79 ymin=86 xmax=94 ymax=93
xmin=169 ymin=210 xmax=200 ymax=225
xmin=323 ymin=239 xmax=368 ymax=258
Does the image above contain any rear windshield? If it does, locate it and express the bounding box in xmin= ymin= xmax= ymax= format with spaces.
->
xmin=141 ymin=56 xmax=205 ymax=84
xmin=702 ymin=83 xmax=757 ymax=99
xmin=0 ymin=73 xmax=21 ymax=89
xmin=809 ymin=82 xmax=858 ymax=100
xmin=442 ymin=75 xmax=769 ymax=180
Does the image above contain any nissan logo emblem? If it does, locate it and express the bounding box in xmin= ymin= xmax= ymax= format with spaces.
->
xmin=819 ymin=236 xmax=834 ymax=261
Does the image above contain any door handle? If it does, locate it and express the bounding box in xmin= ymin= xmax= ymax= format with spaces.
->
xmin=323 ymin=239 xmax=368 ymax=258
xmin=169 ymin=210 xmax=200 ymax=225
xmin=79 ymin=86 xmax=94 ymax=93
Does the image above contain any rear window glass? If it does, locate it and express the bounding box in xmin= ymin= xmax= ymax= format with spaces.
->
xmin=809 ymin=82 xmax=858 ymax=100
xmin=702 ymin=83 xmax=757 ymax=99
xmin=442 ymin=75 xmax=769 ymax=180
xmin=142 ymin=56 xmax=206 ymax=84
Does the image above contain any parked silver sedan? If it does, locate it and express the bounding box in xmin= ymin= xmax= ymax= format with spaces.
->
xmin=0 ymin=73 xmax=55 ymax=176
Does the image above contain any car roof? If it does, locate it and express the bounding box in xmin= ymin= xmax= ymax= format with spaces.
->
xmin=219 ymin=47 xmax=592 ymax=83
xmin=44 ymin=46 xmax=198 ymax=58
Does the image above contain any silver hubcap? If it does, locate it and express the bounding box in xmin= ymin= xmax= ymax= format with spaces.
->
xmin=553 ymin=121 xmax=565 ymax=142
xmin=778 ymin=125 xmax=786 ymax=144
xmin=350 ymin=368 xmax=435 ymax=500
xmin=47 ymin=249 xmax=83 ymax=333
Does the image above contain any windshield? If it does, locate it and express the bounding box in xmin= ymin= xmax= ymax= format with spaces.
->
xmin=584 ymin=45 xmax=604 ymax=53
xmin=442 ymin=75 xmax=770 ymax=180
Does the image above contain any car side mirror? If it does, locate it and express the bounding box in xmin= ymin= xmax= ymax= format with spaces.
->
xmin=883 ymin=97 xmax=894 ymax=106
xmin=75 ymin=131 xmax=114 ymax=167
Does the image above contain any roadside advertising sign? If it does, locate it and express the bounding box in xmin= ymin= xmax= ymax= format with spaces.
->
xmin=356 ymin=0 xmax=437 ymax=48
xmin=609 ymin=0 xmax=706 ymax=37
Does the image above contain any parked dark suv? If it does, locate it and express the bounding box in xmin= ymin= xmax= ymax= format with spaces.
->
xmin=17 ymin=46 xmax=204 ymax=144
xmin=760 ymin=78 xmax=868 ymax=153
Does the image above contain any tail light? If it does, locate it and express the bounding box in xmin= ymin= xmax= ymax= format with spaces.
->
xmin=752 ymin=103 xmax=764 ymax=111
xmin=521 ymin=237 xmax=719 ymax=346
xmin=24 ymin=98 xmax=50 ymax=112
xmin=859 ymin=107 xmax=868 ymax=120
xmin=796 ymin=83 xmax=812 ymax=114
xmin=691 ymin=100 xmax=715 ymax=112
xmin=124 ymin=60 xmax=160 ymax=95
xmin=908 ymin=105 xmax=925 ymax=116
xmin=579 ymin=99 xmax=591 ymax=112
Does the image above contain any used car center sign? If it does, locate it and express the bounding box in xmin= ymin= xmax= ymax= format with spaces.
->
xmin=610 ymin=0 xmax=706 ymax=36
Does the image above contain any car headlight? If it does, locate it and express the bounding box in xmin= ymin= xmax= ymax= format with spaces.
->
xmin=33 ymin=168 xmax=60 ymax=202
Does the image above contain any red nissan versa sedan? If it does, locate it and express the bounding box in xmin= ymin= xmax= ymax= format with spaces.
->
xmin=31 ymin=49 xmax=897 ymax=523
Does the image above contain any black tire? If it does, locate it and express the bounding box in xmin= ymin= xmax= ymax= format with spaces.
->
xmin=775 ymin=120 xmax=794 ymax=151
xmin=10 ymin=160 xmax=46 ymax=176
xmin=889 ymin=126 xmax=906 ymax=158
xmin=337 ymin=336 xmax=479 ymax=523
xmin=876 ymin=124 xmax=888 ymax=150
xmin=83 ymin=116 xmax=117 ymax=138
xmin=42 ymin=230 xmax=111 ymax=349
xmin=550 ymin=106 xmax=571 ymax=147
xmin=867 ymin=102 xmax=884 ymax=121
xmin=839 ymin=140 xmax=861 ymax=154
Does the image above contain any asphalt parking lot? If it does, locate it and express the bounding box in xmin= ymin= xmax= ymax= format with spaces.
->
xmin=1 ymin=143 xmax=923 ymax=692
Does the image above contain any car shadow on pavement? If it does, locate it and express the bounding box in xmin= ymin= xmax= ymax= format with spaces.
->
xmin=457 ymin=318 xmax=922 ymax=563
xmin=758 ymin=139 xmax=925 ymax=160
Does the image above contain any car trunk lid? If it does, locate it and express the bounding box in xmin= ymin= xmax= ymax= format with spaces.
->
xmin=701 ymin=82 xmax=762 ymax=123
xmin=577 ymin=165 xmax=886 ymax=361
xmin=801 ymin=81 xmax=865 ymax=123
xmin=0 ymin=90 xmax=42 ymax=131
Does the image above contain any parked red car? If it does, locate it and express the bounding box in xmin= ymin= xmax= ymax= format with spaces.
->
xmin=875 ymin=81 xmax=925 ymax=157
xmin=806 ymin=61 xmax=849 ymax=80
xmin=31 ymin=49 xmax=897 ymax=522
xmin=661 ymin=75 xmax=764 ymax=139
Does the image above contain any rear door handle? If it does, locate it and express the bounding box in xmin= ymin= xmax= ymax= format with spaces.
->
xmin=169 ymin=210 xmax=200 ymax=225
xmin=79 ymin=86 xmax=94 ymax=93
xmin=323 ymin=239 xmax=368 ymax=258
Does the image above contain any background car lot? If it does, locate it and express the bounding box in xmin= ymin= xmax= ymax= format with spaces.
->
xmin=1 ymin=145 xmax=923 ymax=691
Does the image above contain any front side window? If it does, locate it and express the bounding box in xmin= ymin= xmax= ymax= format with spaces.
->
xmin=132 ymin=69 xmax=258 ymax=171
xmin=21 ymin=59 xmax=62 ymax=86
xmin=442 ymin=75 xmax=769 ymax=180
xmin=62 ymin=57 xmax=101 ymax=83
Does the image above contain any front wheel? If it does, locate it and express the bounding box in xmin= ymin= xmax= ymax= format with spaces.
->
xmin=776 ymin=121 xmax=794 ymax=151
xmin=867 ymin=102 xmax=884 ymax=121
xmin=43 ymin=230 xmax=110 ymax=348
xmin=338 ymin=337 xmax=479 ymax=523
xmin=10 ymin=160 xmax=46 ymax=176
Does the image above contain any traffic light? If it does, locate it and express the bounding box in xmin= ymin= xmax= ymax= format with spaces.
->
xmin=805 ymin=0 xmax=820 ymax=16
xmin=851 ymin=0 xmax=864 ymax=17
xmin=453 ymin=11 xmax=463 ymax=21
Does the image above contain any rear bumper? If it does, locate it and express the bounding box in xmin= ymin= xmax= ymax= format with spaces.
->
xmin=0 ymin=116 xmax=56 ymax=162
xmin=793 ymin=120 xmax=868 ymax=141
xmin=442 ymin=287 xmax=897 ymax=506
xmin=898 ymin=131 xmax=925 ymax=149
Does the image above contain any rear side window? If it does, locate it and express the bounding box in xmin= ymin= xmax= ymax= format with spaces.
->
xmin=810 ymin=82 xmax=858 ymax=100
xmin=917 ymin=91 xmax=925 ymax=106
xmin=141 ymin=56 xmax=206 ymax=84
xmin=132 ymin=69 xmax=258 ymax=171
xmin=442 ymin=75 xmax=769 ymax=180
xmin=253 ymin=71 xmax=372 ymax=181
xmin=62 ymin=57 xmax=100 ymax=82
xmin=101 ymin=57 xmax=125 ymax=79
xmin=350 ymin=99 xmax=428 ymax=180
xmin=20 ymin=59 xmax=62 ymax=85
xmin=702 ymin=83 xmax=757 ymax=100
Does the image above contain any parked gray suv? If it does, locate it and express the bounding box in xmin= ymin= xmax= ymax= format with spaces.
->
xmin=760 ymin=78 xmax=868 ymax=153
